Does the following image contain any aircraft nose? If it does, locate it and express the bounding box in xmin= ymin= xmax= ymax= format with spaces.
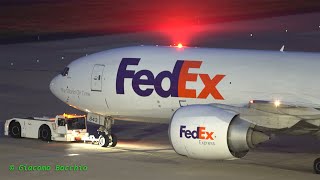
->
xmin=49 ymin=76 xmax=59 ymax=98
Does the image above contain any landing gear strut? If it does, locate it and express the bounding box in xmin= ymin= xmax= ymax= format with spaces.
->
xmin=314 ymin=158 xmax=320 ymax=174
xmin=97 ymin=116 xmax=117 ymax=147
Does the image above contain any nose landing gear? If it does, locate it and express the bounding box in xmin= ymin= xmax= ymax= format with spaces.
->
xmin=98 ymin=133 xmax=117 ymax=147
xmin=97 ymin=117 xmax=118 ymax=148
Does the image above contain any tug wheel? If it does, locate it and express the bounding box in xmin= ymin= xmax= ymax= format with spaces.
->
xmin=9 ymin=122 xmax=21 ymax=138
xmin=40 ymin=125 xmax=51 ymax=141
xmin=314 ymin=158 xmax=320 ymax=174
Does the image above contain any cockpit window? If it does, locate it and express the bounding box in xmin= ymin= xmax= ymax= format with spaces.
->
xmin=61 ymin=67 xmax=69 ymax=76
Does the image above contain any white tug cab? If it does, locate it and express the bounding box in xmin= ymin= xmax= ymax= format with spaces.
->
xmin=4 ymin=113 xmax=118 ymax=147
xmin=4 ymin=114 xmax=88 ymax=142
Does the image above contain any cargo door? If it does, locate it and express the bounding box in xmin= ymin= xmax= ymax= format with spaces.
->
xmin=91 ymin=64 xmax=105 ymax=92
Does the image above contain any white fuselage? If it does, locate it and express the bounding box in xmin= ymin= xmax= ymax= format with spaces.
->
xmin=49 ymin=46 xmax=320 ymax=123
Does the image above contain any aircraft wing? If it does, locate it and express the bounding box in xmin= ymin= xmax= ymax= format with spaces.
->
xmin=212 ymin=100 xmax=320 ymax=137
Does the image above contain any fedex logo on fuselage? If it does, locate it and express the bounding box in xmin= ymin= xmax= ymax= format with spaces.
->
xmin=180 ymin=125 xmax=214 ymax=140
xmin=116 ymin=58 xmax=225 ymax=99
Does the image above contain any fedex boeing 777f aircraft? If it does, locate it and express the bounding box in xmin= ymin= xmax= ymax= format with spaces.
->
xmin=49 ymin=45 xmax=320 ymax=173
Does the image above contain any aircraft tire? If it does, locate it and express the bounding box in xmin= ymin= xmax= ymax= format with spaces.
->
xmin=314 ymin=158 xmax=320 ymax=174
xmin=99 ymin=134 xmax=109 ymax=147
xmin=109 ymin=133 xmax=117 ymax=147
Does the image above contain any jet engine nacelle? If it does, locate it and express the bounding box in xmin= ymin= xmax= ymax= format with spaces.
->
xmin=169 ymin=105 xmax=269 ymax=160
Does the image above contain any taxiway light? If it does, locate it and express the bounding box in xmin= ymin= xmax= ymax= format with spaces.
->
xmin=274 ymin=100 xmax=281 ymax=107
xmin=66 ymin=154 xmax=80 ymax=157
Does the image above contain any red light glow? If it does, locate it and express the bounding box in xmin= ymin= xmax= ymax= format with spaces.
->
xmin=177 ymin=43 xmax=183 ymax=48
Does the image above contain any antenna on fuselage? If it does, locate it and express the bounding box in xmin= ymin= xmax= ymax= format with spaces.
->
xmin=280 ymin=45 xmax=285 ymax=52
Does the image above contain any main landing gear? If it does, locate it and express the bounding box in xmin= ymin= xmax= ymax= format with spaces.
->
xmin=97 ymin=116 xmax=117 ymax=147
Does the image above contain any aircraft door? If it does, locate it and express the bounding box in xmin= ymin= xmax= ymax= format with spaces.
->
xmin=91 ymin=64 xmax=105 ymax=91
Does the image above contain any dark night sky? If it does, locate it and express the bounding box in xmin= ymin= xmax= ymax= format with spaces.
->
xmin=1 ymin=0 xmax=320 ymax=41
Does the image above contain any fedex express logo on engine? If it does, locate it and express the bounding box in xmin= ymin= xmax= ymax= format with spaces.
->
xmin=180 ymin=125 xmax=215 ymax=145
xmin=116 ymin=58 xmax=225 ymax=99
xmin=180 ymin=125 xmax=214 ymax=140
